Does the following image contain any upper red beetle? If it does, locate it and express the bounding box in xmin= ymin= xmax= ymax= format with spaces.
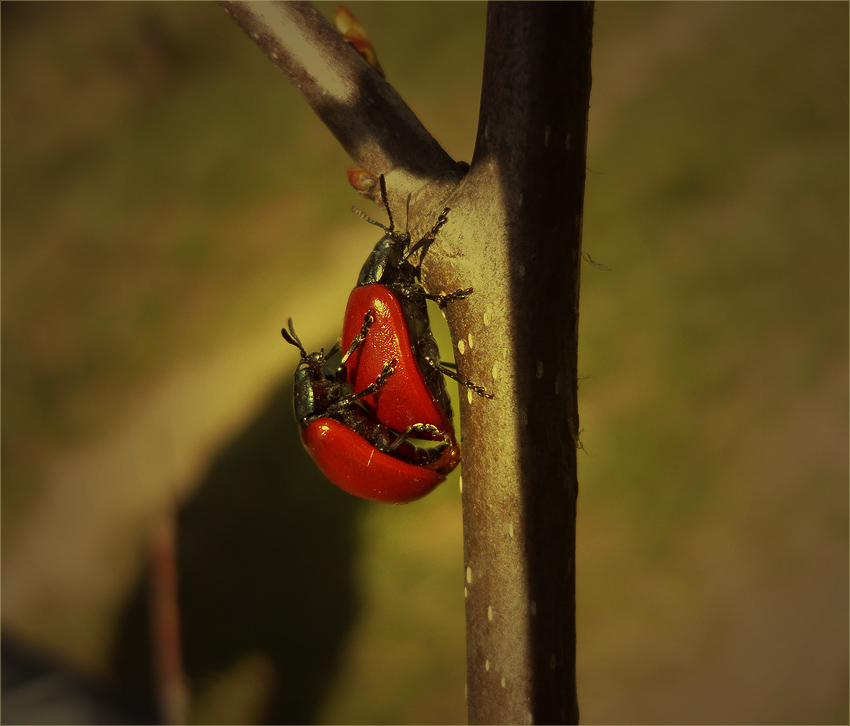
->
xmin=341 ymin=176 xmax=493 ymax=443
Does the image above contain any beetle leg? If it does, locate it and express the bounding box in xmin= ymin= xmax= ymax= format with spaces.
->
xmin=326 ymin=357 xmax=397 ymax=418
xmin=392 ymin=282 xmax=473 ymax=308
xmin=326 ymin=341 xmax=342 ymax=359
xmin=405 ymin=206 xmax=451 ymax=261
xmin=339 ymin=310 xmax=375 ymax=367
xmin=426 ymin=356 xmax=495 ymax=399
xmin=350 ymin=358 xmax=397 ymax=402
xmin=426 ymin=287 xmax=474 ymax=308
xmin=386 ymin=423 xmax=446 ymax=451
xmin=419 ymin=207 xmax=451 ymax=248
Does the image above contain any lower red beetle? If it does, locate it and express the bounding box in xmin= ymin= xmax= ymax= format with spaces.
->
xmin=282 ymin=317 xmax=459 ymax=504
xmin=302 ymin=417 xmax=452 ymax=504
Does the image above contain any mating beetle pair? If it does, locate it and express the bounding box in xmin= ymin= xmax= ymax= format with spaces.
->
xmin=282 ymin=313 xmax=458 ymax=504
xmin=283 ymin=177 xmax=492 ymax=503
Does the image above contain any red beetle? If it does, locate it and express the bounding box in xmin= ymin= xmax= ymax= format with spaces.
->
xmin=342 ymin=283 xmax=463 ymax=439
xmin=282 ymin=318 xmax=459 ymax=503
xmin=341 ymin=177 xmax=492 ymax=440
xmin=302 ymin=417 xmax=456 ymax=504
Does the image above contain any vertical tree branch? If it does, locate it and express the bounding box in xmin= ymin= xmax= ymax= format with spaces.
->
xmin=430 ymin=4 xmax=593 ymax=723
xmin=220 ymin=2 xmax=593 ymax=723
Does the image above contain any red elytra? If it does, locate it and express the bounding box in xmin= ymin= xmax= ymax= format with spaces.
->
xmin=302 ymin=417 xmax=453 ymax=504
xmin=341 ymin=284 xmax=455 ymax=440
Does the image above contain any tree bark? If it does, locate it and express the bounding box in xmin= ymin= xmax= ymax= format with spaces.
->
xmin=433 ymin=4 xmax=593 ymax=723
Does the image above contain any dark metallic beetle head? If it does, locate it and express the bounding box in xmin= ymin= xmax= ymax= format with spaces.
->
xmin=281 ymin=319 xmax=342 ymax=426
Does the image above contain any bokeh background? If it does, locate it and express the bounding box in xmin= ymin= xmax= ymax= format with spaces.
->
xmin=2 ymin=2 xmax=847 ymax=724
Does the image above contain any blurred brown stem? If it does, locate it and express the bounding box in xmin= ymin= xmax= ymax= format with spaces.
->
xmin=220 ymin=2 xmax=593 ymax=723
xmin=150 ymin=514 xmax=188 ymax=725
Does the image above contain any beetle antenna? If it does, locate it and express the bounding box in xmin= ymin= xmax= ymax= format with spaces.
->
xmin=379 ymin=174 xmax=395 ymax=232
xmin=351 ymin=206 xmax=391 ymax=234
xmin=281 ymin=318 xmax=307 ymax=357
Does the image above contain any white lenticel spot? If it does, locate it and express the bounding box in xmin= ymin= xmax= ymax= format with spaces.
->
xmin=467 ymin=389 xmax=474 ymax=404
xmin=459 ymin=475 xmax=463 ymax=493
xmin=531 ymin=601 xmax=537 ymax=616
xmin=536 ymin=360 xmax=544 ymax=378
xmin=484 ymin=308 xmax=492 ymax=326
xmin=468 ymin=332 xmax=474 ymax=349
xmin=501 ymin=676 xmax=506 ymax=688
xmin=492 ymin=361 xmax=500 ymax=380
xmin=458 ymin=340 xmax=466 ymax=355
xmin=508 ymin=523 xmax=514 ymax=538
xmin=485 ymin=660 xmax=490 ymax=671
xmin=466 ymin=567 xmax=473 ymax=584
xmin=488 ymin=605 xmax=493 ymax=621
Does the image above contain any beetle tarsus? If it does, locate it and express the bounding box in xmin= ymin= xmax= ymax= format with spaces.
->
xmin=351 ymin=358 xmax=397 ymax=402
xmin=427 ymin=356 xmax=495 ymax=399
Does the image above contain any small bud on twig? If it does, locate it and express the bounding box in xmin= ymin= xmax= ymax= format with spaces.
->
xmin=334 ymin=5 xmax=385 ymax=77
xmin=347 ymin=167 xmax=380 ymax=200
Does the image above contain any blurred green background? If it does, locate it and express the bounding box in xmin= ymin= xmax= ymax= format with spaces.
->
xmin=2 ymin=2 xmax=847 ymax=724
